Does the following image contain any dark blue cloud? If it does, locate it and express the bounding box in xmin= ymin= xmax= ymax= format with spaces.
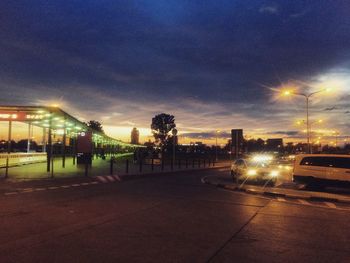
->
xmin=0 ymin=0 xmax=350 ymax=113
xmin=265 ymin=131 xmax=300 ymax=136
xmin=183 ymin=131 xmax=231 ymax=139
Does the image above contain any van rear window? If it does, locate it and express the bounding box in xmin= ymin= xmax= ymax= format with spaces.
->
xmin=300 ymin=157 xmax=350 ymax=169
xmin=330 ymin=157 xmax=350 ymax=169
xmin=300 ymin=157 xmax=329 ymax=167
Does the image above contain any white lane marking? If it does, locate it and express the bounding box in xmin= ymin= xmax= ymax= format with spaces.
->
xmin=106 ymin=176 xmax=115 ymax=182
xmin=81 ymin=182 xmax=90 ymax=186
xmin=277 ymin=197 xmax=286 ymax=202
xmin=325 ymin=202 xmax=337 ymax=209
xmin=4 ymin=192 xmax=18 ymax=195
xmin=22 ymin=188 xmax=33 ymax=191
xmin=71 ymin=184 xmax=81 ymax=187
xmin=35 ymin=188 xmax=46 ymax=191
xmin=298 ymin=199 xmax=311 ymax=205
xmin=90 ymin=181 xmax=99 ymax=185
xmin=97 ymin=176 xmax=108 ymax=183
xmin=48 ymin=186 xmax=59 ymax=190
xmin=61 ymin=185 xmax=71 ymax=188
xmin=21 ymin=189 xmax=34 ymax=193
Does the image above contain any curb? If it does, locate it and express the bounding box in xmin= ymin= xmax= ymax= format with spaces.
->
xmin=203 ymin=177 xmax=350 ymax=205
xmin=116 ymin=165 xmax=230 ymax=181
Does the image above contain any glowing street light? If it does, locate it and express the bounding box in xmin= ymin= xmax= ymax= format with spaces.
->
xmin=332 ymin=130 xmax=340 ymax=146
xmin=283 ymin=90 xmax=292 ymax=96
xmin=296 ymin=119 xmax=323 ymax=126
xmin=281 ymin=88 xmax=330 ymax=153
xmin=296 ymin=119 xmax=323 ymax=148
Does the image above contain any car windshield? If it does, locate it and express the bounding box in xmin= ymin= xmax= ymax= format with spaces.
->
xmin=247 ymin=160 xmax=272 ymax=168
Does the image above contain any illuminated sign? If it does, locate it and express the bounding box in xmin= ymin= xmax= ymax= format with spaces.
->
xmin=0 ymin=113 xmax=18 ymax=120
xmin=0 ymin=112 xmax=45 ymax=121
xmin=26 ymin=114 xmax=44 ymax=120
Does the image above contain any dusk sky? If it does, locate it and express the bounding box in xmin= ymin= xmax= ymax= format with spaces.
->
xmin=1 ymin=1 xmax=350 ymax=144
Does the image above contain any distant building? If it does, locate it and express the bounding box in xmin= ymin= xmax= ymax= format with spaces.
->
xmin=266 ymin=138 xmax=283 ymax=152
xmin=131 ymin=128 xmax=140 ymax=145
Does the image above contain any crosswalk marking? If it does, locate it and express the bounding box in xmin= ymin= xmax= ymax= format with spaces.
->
xmin=113 ymin=175 xmax=121 ymax=181
xmin=21 ymin=189 xmax=34 ymax=193
xmin=298 ymin=199 xmax=311 ymax=205
xmin=3 ymin=180 xmax=101 ymax=197
xmin=4 ymin=192 xmax=18 ymax=195
xmin=97 ymin=176 xmax=108 ymax=183
xmin=325 ymin=202 xmax=337 ymax=209
xmin=106 ymin=176 xmax=116 ymax=182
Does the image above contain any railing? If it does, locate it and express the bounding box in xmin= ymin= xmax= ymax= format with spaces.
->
xmin=109 ymin=157 xmax=216 ymax=175
xmin=0 ymin=153 xmax=47 ymax=168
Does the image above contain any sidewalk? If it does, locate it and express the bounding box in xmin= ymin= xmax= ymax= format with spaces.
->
xmin=0 ymin=156 xmax=230 ymax=180
xmin=0 ymin=157 xmax=230 ymax=193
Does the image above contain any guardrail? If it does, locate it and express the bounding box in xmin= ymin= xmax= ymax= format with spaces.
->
xmin=0 ymin=153 xmax=47 ymax=168
xmin=109 ymin=157 xmax=216 ymax=175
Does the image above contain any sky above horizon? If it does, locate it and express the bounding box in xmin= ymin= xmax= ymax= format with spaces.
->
xmin=0 ymin=0 xmax=350 ymax=145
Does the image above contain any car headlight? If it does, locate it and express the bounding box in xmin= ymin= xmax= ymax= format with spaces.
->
xmin=270 ymin=170 xmax=279 ymax=177
xmin=247 ymin=169 xmax=257 ymax=176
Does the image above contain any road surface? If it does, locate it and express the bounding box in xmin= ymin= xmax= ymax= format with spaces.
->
xmin=0 ymin=168 xmax=349 ymax=262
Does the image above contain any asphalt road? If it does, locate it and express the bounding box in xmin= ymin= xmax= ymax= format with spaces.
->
xmin=0 ymin=169 xmax=350 ymax=262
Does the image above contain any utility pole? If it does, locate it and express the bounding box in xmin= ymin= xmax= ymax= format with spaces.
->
xmin=172 ymin=128 xmax=178 ymax=167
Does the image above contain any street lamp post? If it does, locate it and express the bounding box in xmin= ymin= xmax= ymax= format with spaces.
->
xmin=297 ymin=119 xmax=323 ymax=153
xmin=172 ymin=128 xmax=178 ymax=166
xmin=332 ymin=130 xmax=340 ymax=147
xmin=215 ymin=130 xmax=220 ymax=161
xmin=283 ymin=88 xmax=329 ymax=154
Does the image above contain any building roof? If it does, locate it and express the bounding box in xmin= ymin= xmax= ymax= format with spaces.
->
xmin=0 ymin=105 xmax=142 ymax=148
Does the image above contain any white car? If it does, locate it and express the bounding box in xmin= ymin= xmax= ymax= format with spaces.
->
xmin=231 ymin=157 xmax=280 ymax=186
xmin=293 ymin=154 xmax=350 ymax=186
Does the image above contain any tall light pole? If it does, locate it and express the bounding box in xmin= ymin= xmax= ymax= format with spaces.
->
xmin=282 ymin=88 xmax=329 ymax=154
xmin=332 ymin=130 xmax=340 ymax=147
xmin=215 ymin=130 xmax=220 ymax=161
xmin=296 ymin=119 xmax=323 ymax=152
xmin=172 ymin=128 xmax=178 ymax=166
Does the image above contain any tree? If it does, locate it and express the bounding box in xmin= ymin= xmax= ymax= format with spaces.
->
xmin=16 ymin=139 xmax=38 ymax=151
xmin=151 ymin=113 xmax=176 ymax=149
xmin=86 ymin=120 xmax=104 ymax=133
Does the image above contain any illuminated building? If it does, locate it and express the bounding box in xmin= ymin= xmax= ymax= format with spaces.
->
xmin=0 ymin=105 xmax=143 ymax=177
